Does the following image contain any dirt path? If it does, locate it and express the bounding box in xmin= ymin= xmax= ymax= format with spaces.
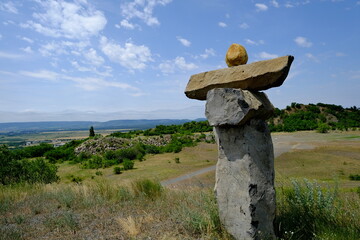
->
xmin=161 ymin=131 xmax=359 ymax=186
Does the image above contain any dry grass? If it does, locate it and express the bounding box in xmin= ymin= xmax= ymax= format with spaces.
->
xmin=275 ymin=142 xmax=360 ymax=188
xmin=0 ymin=181 xmax=231 ymax=240
xmin=116 ymin=216 xmax=140 ymax=237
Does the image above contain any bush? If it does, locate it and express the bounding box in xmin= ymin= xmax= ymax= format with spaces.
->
xmin=276 ymin=179 xmax=360 ymax=239
xmin=24 ymin=158 xmax=59 ymax=184
xmin=317 ymin=122 xmax=330 ymax=133
xmin=71 ymin=176 xmax=83 ymax=184
xmin=174 ymin=157 xmax=180 ymax=164
xmin=113 ymin=166 xmax=121 ymax=174
xmin=349 ymin=174 xmax=360 ymax=181
xmin=132 ymin=179 xmax=163 ymax=200
xmin=22 ymin=143 xmax=54 ymax=158
xmin=123 ymin=159 xmax=134 ymax=170
xmin=82 ymin=155 xmax=105 ymax=169
xmin=0 ymin=145 xmax=59 ymax=185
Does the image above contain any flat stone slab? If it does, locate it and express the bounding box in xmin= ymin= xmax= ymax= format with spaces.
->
xmin=185 ymin=55 xmax=294 ymax=100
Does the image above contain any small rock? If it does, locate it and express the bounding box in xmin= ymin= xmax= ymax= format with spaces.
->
xmin=225 ymin=43 xmax=248 ymax=67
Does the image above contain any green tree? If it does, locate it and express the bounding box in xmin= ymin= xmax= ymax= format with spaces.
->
xmin=89 ymin=126 xmax=95 ymax=137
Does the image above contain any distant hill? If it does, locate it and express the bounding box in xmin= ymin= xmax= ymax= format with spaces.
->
xmin=268 ymin=102 xmax=359 ymax=132
xmin=0 ymin=119 xmax=206 ymax=134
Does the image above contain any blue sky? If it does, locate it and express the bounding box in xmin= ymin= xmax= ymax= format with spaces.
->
xmin=0 ymin=0 xmax=359 ymax=122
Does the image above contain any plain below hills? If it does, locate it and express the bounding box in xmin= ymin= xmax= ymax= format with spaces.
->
xmin=0 ymin=119 xmax=205 ymax=134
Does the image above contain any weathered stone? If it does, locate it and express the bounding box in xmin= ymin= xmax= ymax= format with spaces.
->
xmin=214 ymin=119 xmax=276 ymax=240
xmin=205 ymin=88 xmax=274 ymax=126
xmin=225 ymin=43 xmax=248 ymax=67
xmin=185 ymin=55 xmax=294 ymax=100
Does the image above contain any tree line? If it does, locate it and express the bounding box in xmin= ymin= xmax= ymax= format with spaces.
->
xmin=268 ymin=103 xmax=359 ymax=132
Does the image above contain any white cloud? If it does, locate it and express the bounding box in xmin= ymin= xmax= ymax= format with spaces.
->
xmin=21 ymin=37 xmax=34 ymax=44
xmin=83 ymin=48 xmax=104 ymax=66
xmin=271 ymin=0 xmax=279 ymax=7
xmin=218 ymin=22 xmax=227 ymax=27
xmin=175 ymin=57 xmax=198 ymax=71
xmin=120 ymin=0 xmax=172 ymax=27
xmin=335 ymin=52 xmax=346 ymax=57
xmin=0 ymin=2 xmax=18 ymax=14
xmin=39 ymin=42 xmax=68 ymax=56
xmin=0 ymin=34 xmax=2 ymax=40
xmin=116 ymin=19 xmax=138 ymax=30
xmin=245 ymin=39 xmax=264 ymax=45
xmin=305 ymin=53 xmax=319 ymax=62
xmin=257 ymin=51 xmax=278 ymax=59
xmin=63 ymin=75 xmax=136 ymax=91
xmin=255 ymin=3 xmax=268 ymax=11
xmin=100 ymin=36 xmax=152 ymax=71
xmin=285 ymin=3 xmax=294 ymax=8
xmin=0 ymin=51 xmax=23 ymax=59
xmin=39 ymin=40 xmax=89 ymax=56
xmin=177 ymin=36 xmax=191 ymax=47
xmin=294 ymin=36 xmax=313 ymax=47
xmin=3 ymin=20 xmax=15 ymax=26
xmin=20 ymin=70 xmax=59 ymax=81
xmin=21 ymin=0 xmax=107 ymax=39
xmin=239 ymin=23 xmax=249 ymax=29
xmin=21 ymin=46 xmax=33 ymax=54
xmin=200 ymin=48 xmax=216 ymax=59
xmin=20 ymin=69 xmax=138 ymax=92
xmin=159 ymin=56 xmax=198 ymax=74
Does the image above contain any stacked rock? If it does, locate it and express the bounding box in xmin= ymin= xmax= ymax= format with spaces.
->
xmin=184 ymin=44 xmax=294 ymax=240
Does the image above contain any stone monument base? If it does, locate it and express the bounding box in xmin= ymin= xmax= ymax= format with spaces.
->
xmin=214 ymin=119 xmax=276 ymax=240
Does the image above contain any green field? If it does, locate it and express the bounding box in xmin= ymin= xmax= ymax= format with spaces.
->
xmin=0 ymin=129 xmax=130 ymax=147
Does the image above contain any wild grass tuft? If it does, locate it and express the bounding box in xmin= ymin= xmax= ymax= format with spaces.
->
xmin=132 ymin=179 xmax=163 ymax=200
xmin=276 ymin=179 xmax=360 ymax=240
xmin=172 ymin=189 xmax=232 ymax=239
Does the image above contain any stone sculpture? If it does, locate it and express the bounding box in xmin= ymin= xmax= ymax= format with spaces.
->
xmin=184 ymin=45 xmax=294 ymax=240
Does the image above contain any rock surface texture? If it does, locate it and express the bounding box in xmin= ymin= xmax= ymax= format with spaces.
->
xmin=206 ymin=89 xmax=276 ymax=240
xmin=225 ymin=43 xmax=248 ymax=67
xmin=205 ymin=88 xmax=274 ymax=126
xmin=185 ymin=55 xmax=294 ymax=100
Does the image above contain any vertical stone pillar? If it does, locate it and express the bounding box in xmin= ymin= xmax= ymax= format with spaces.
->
xmin=206 ymin=88 xmax=276 ymax=240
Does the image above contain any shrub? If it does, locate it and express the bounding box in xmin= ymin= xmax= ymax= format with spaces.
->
xmin=22 ymin=143 xmax=54 ymax=158
xmin=174 ymin=157 xmax=180 ymax=164
xmin=45 ymin=147 xmax=74 ymax=163
xmin=349 ymin=174 xmax=360 ymax=181
xmin=317 ymin=122 xmax=330 ymax=133
xmin=113 ymin=166 xmax=121 ymax=174
xmin=24 ymin=158 xmax=59 ymax=184
xmin=123 ymin=159 xmax=134 ymax=170
xmin=71 ymin=176 xmax=83 ymax=184
xmin=104 ymin=150 xmax=117 ymax=161
xmin=82 ymin=155 xmax=105 ymax=169
xmin=0 ymin=145 xmax=59 ymax=185
xmin=275 ymin=179 xmax=360 ymax=239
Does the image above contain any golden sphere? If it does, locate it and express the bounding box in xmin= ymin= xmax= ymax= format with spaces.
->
xmin=225 ymin=43 xmax=248 ymax=67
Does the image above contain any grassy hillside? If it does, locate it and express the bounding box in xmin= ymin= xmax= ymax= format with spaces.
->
xmin=268 ymin=102 xmax=359 ymax=132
